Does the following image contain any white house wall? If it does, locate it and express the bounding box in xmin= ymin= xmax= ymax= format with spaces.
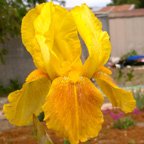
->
xmin=109 ymin=16 xmax=144 ymax=57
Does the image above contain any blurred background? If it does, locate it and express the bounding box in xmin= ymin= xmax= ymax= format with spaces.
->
xmin=0 ymin=0 xmax=144 ymax=86
xmin=0 ymin=0 xmax=144 ymax=144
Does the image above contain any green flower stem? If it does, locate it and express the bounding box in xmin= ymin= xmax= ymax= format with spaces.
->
xmin=64 ymin=139 xmax=70 ymax=144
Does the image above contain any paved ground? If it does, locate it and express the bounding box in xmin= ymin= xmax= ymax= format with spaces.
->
xmin=0 ymin=97 xmax=14 ymax=132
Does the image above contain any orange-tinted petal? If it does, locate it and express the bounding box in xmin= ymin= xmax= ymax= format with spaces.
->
xmin=43 ymin=76 xmax=103 ymax=144
xmin=26 ymin=69 xmax=49 ymax=82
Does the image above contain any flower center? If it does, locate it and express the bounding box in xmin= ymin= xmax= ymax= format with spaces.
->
xmin=68 ymin=70 xmax=81 ymax=83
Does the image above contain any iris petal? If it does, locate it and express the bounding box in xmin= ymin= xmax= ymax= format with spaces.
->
xmin=3 ymin=70 xmax=51 ymax=126
xmin=22 ymin=3 xmax=82 ymax=79
xmin=94 ymin=72 xmax=136 ymax=113
xmin=71 ymin=4 xmax=111 ymax=78
xmin=21 ymin=4 xmax=46 ymax=72
xmin=43 ymin=76 xmax=103 ymax=144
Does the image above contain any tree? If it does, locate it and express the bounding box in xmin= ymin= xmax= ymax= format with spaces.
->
xmin=0 ymin=0 xmax=66 ymax=64
xmin=53 ymin=0 xmax=66 ymax=7
xmin=108 ymin=0 xmax=144 ymax=8
xmin=0 ymin=0 xmax=66 ymax=43
xmin=0 ymin=0 xmax=26 ymax=63
xmin=0 ymin=0 xmax=47 ymax=63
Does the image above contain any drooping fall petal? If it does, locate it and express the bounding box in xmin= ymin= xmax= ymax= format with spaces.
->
xmin=94 ymin=72 xmax=136 ymax=113
xmin=22 ymin=2 xmax=82 ymax=79
xmin=71 ymin=4 xmax=111 ymax=78
xmin=3 ymin=70 xmax=51 ymax=126
xmin=26 ymin=69 xmax=49 ymax=82
xmin=43 ymin=76 xmax=103 ymax=144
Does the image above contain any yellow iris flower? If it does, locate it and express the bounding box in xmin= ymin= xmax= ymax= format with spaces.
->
xmin=3 ymin=2 xmax=136 ymax=144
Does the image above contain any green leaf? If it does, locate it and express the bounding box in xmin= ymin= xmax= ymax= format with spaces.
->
xmin=33 ymin=115 xmax=54 ymax=144
xmin=64 ymin=139 xmax=70 ymax=144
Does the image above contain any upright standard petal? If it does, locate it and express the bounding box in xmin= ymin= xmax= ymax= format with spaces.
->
xmin=36 ymin=3 xmax=82 ymax=79
xmin=21 ymin=4 xmax=47 ymax=72
xmin=94 ymin=72 xmax=136 ymax=113
xmin=3 ymin=70 xmax=51 ymax=126
xmin=43 ymin=76 xmax=103 ymax=144
xmin=22 ymin=2 xmax=82 ymax=79
xmin=71 ymin=4 xmax=111 ymax=78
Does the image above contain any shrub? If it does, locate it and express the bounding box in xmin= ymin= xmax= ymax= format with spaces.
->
xmin=113 ymin=116 xmax=135 ymax=129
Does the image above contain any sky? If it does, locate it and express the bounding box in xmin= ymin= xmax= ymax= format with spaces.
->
xmin=66 ymin=0 xmax=111 ymax=8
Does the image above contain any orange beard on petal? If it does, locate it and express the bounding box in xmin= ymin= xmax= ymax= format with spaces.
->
xmin=43 ymin=76 xmax=104 ymax=144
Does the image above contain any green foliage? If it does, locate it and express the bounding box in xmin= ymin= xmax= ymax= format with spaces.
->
xmin=134 ymin=91 xmax=144 ymax=110
xmin=38 ymin=112 xmax=45 ymax=122
xmin=113 ymin=116 xmax=135 ymax=129
xmin=108 ymin=0 xmax=144 ymax=8
xmin=115 ymin=68 xmax=134 ymax=82
xmin=0 ymin=79 xmax=21 ymax=96
xmin=117 ymin=69 xmax=123 ymax=80
xmin=0 ymin=0 xmax=27 ymax=64
xmin=0 ymin=48 xmax=8 ymax=64
xmin=0 ymin=0 xmax=65 ymax=64
xmin=26 ymin=0 xmax=47 ymax=7
xmin=0 ymin=0 xmax=46 ymax=64
xmin=53 ymin=0 xmax=66 ymax=6
xmin=0 ymin=0 xmax=49 ymax=43
xmin=8 ymin=79 xmax=21 ymax=91
xmin=64 ymin=139 xmax=70 ymax=144
xmin=33 ymin=115 xmax=54 ymax=144
xmin=84 ymin=141 xmax=91 ymax=144
xmin=115 ymin=50 xmax=136 ymax=81
xmin=126 ymin=69 xmax=134 ymax=81
xmin=121 ymin=50 xmax=137 ymax=62
xmin=0 ymin=0 xmax=27 ymax=43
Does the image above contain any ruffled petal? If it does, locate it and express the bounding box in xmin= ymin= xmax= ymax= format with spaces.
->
xmin=3 ymin=69 xmax=51 ymax=126
xmin=71 ymin=4 xmax=111 ymax=78
xmin=21 ymin=4 xmax=47 ymax=72
xmin=22 ymin=2 xmax=82 ymax=79
xmin=43 ymin=76 xmax=103 ymax=144
xmin=94 ymin=72 xmax=136 ymax=113
xmin=26 ymin=69 xmax=49 ymax=82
